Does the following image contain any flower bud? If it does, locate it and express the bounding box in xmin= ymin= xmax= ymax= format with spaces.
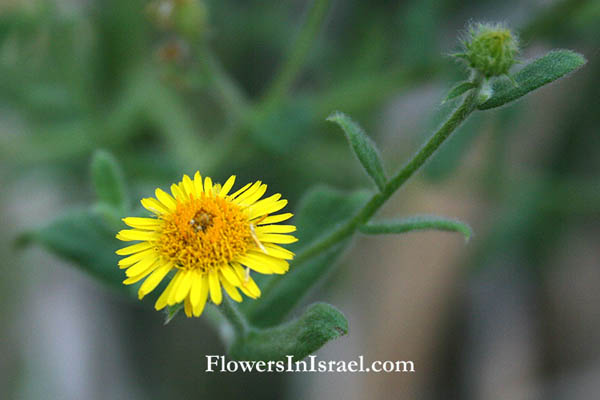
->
xmin=460 ymin=23 xmax=519 ymax=77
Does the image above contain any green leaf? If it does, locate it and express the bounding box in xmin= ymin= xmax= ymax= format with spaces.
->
xmin=478 ymin=50 xmax=587 ymax=110
xmin=360 ymin=215 xmax=472 ymax=241
xmin=91 ymin=149 xmax=129 ymax=212
xmin=18 ymin=209 xmax=124 ymax=287
xmin=443 ymin=81 xmax=478 ymax=103
xmin=327 ymin=111 xmax=387 ymax=191
xmin=229 ymin=303 xmax=348 ymax=361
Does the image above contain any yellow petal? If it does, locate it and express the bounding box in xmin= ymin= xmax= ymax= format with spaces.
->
xmin=170 ymin=183 xmax=185 ymax=201
xmin=184 ymin=296 xmax=193 ymax=317
xmin=231 ymin=263 xmax=261 ymax=299
xmin=118 ymin=248 xmax=157 ymax=268
xmin=245 ymin=251 xmax=289 ymax=274
xmin=221 ymin=277 xmax=242 ymax=302
xmin=219 ymin=175 xmax=236 ymax=197
xmin=257 ymin=233 xmax=298 ymax=244
xmin=141 ymin=197 xmax=168 ymax=215
xmin=123 ymin=265 xmax=157 ymax=285
xmin=189 ymin=272 xmax=204 ymax=306
xmin=116 ymin=242 xmax=154 ymax=256
xmin=125 ymin=256 xmax=157 ymax=277
xmin=246 ymin=196 xmax=282 ymax=219
xmin=204 ymin=177 xmax=213 ymax=196
xmin=255 ymin=224 xmax=296 ymax=234
xmin=208 ymin=269 xmax=222 ymax=305
xmin=228 ymin=182 xmax=252 ymax=199
xmin=167 ymin=270 xmax=186 ymax=305
xmin=155 ymin=188 xmax=176 ymax=210
xmin=139 ymin=263 xmax=173 ymax=299
xmin=155 ymin=274 xmax=180 ymax=310
xmin=237 ymin=184 xmax=267 ymax=206
xmin=182 ymin=174 xmax=196 ymax=198
xmin=122 ymin=217 xmax=162 ymax=230
xmin=193 ymin=276 xmax=209 ymax=317
xmin=173 ymin=270 xmax=194 ymax=303
xmin=236 ymin=254 xmax=273 ymax=274
xmin=256 ymin=213 xmax=293 ymax=225
xmin=116 ymin=229 xmax=160 ymax=242
xmin=263 ymin=243 xmax=295 ymax=260
xmin=193 ymin=171 xmax=204 ymax=195
xmin=233 ymin=181 xmax=262 ymax=204
xmin=221 ymin=264 xmax=241 ymax=286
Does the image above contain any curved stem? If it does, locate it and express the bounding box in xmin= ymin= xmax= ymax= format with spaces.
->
xmin=263 ymin=74 xmax=484 ymax=293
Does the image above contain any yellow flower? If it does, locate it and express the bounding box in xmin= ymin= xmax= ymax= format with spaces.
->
xmin=116 ymin=172 xmax=296 ymax=317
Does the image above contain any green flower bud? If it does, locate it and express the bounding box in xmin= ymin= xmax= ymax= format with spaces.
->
xmin=459 ymin=23 xmax=519 ymax=77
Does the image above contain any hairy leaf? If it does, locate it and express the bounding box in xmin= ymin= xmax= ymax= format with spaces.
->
xmin=360 ymin=215 xmax=472 ymax=241
xmin=230 ymin=303 xmax=348 ymax=361
xmin=327 ymin=111 xmax=387 ymax=191
xmin=478 ymin=50 xmax=586 ymax=110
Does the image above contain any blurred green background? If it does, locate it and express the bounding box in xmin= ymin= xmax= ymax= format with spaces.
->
xmin=1 ymin=0 xmax=599 ymax=398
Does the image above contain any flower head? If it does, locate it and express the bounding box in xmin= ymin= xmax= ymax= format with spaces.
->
xmin=459 ymin=22 xmax=519 ymax=77
xmin=116 ymin=173 xmax=296 ymax=317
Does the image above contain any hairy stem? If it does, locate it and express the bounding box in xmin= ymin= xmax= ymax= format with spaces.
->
xmin=263 ymin=74 xmax=484 ymax=293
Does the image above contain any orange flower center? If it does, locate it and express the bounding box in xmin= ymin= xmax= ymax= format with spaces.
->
xmin=158 ymin=194 xmax=252 ymax=271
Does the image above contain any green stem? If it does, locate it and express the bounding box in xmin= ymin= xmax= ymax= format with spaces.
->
xmin=219 ymin=296 xmax=249 ymax=338
xmin=260 ymin=0 xmax=332 ymax=108
xmin=263 ymin=74 xmax=484 ymax=293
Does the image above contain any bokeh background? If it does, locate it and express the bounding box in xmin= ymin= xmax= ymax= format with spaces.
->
xmin=1 ymin=0 xmax=599 ymax=399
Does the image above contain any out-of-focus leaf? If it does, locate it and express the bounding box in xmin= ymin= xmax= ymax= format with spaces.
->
xmin=360 ymin=215 xmax=472 ymax=242
xmin=91 ymin=149 xmax=129 ymax=212
xmin=230 ymin=303 xmax=348 ymax=361
xmin=478 ymin=50 xmax=587 ymax=110
xmin=18 ymin=209 xmax=123 ymax=288
xmin=327 ymin=111 xmax=387 ymax=191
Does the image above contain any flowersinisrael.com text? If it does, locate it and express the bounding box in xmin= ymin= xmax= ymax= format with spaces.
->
xmin=205 ymin=355 xmax=415 ymax=373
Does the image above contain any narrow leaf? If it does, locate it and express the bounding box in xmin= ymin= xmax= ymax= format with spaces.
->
xmin=229 ymin=303 xmax=348 ymax=361
xmin=443 ymin=81 xmax=477 ymax=103
xmin=360 ymin=215 xmax=472 ymax=241
xmin=478 ymin=50 xmax=587 ymax=110
xmin=327 ymin=112 xmax=387 ymax=191
xmin=91 ymin=149 xmax=129 ymax=212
